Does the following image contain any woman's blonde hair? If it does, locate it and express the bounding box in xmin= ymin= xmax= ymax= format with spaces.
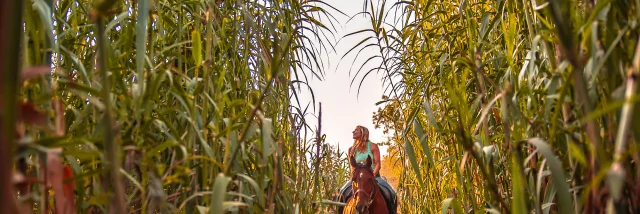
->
xmin=356 ymin=125 xmax=369 ymax=142
xmin=352 ymin=125 xmax=370 ymax=154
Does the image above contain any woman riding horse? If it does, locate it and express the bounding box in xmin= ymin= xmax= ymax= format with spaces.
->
xmin=338 ymin=125 xmax=397 ymax=213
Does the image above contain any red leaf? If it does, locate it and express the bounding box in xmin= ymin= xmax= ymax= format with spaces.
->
xmin=18 ymin=102 xmax=48 ymax=127
xmin=62 ymin=165 xmax=76 ymax=214
xmin=44 ymin=148 xmax=76 ymax=214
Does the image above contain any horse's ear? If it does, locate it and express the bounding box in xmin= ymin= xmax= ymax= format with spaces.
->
xmin=349 ymin=155 xmax=356 ymax=167
xmin=365 ymin=156 xmax=372 ymax=167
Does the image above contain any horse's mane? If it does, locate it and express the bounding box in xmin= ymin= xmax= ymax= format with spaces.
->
xmin=353 ymin=163 xmax=374 ymax=174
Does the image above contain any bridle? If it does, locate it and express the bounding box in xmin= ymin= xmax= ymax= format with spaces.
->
xmin=353 ymin=167 xmax=378 ymax=213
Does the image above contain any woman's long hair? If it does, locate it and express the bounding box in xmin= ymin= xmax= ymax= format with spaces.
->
xmin=353 ymin=125 xmax=370 ymax=153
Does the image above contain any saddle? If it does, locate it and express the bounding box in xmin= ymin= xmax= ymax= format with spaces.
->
xmin=337 ymin=181 xmax=397 ymax=214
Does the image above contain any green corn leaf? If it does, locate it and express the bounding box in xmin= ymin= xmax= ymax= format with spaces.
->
xmin=527 ymin=138 xmax=574 ymax=214
xmin=404 ymin=137 xmax=424 ymax=187
xmin=210 ymin=173 xmax=231 ymax=214
xmin=441 ymin=198 xmax=463 ymax=214
xmin=413 ymin=119 xmax=435 ymax=169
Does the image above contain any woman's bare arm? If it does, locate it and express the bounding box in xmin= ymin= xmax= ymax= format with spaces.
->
xmin=348 ymin=146 xmax=354 ymax=175
xmin=371 ymin=143 xmax=381 ymax=175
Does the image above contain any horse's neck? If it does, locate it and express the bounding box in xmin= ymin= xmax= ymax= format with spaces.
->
xmin=371 ymin=184 xmax=388 ymax=213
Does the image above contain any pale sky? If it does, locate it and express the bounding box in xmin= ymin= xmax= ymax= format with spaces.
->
xmin=296 ymin=0 xmax=401 ymax=157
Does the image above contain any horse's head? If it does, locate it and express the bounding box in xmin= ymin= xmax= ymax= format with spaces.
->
xmin=350 ymin=155 xmax=377 ymax=213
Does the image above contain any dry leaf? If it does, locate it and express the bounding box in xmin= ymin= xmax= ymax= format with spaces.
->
xmin=20 ymin=66 xmax=51 ymax=82
xmin=16 ymin=121 xmax=25 ymax=139
xmin=53 ymin=99 xmax=66 ymax=136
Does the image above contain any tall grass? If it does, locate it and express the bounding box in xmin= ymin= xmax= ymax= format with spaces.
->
xmin=1 ymin=0 xmax=350 ymax=213
xmin=353 ymin=0 xmax=640 ymax=213
xmin=5 ymin=0 xmax=640 ymax=213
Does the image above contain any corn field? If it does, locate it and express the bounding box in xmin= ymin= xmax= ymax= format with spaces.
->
xmin=1 ymin=0 xmax=640 ymax=213
xmin=0 ymin=0 xmax=350 ymax=213
xmin=356 ymin=0 xmax=640 ymax=213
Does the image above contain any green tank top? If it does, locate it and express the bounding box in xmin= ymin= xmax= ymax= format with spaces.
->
xmin=354 ymin=141 xmax=376 ymax=171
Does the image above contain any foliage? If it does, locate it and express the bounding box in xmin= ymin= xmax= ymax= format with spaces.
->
xmin=0 ymin=0 xmax=351 ymax=213
xmin=380 ymin=146 xmax=403 ymax=190
xmin=352 ymin=0 xmax=640 ymax=213
xmin=4 ymin=0 xmax=640 ymax=213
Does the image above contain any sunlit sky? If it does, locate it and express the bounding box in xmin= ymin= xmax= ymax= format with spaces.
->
xmin=296 ymin=0 xmax=400 ymax=157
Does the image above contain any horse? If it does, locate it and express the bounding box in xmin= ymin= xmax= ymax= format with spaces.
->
xmin=346 ymin=155 xmax=388 ymax=214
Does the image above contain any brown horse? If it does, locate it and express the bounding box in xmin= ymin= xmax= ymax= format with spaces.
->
xmin=348 ymin=155 xmax=388 ymax=214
